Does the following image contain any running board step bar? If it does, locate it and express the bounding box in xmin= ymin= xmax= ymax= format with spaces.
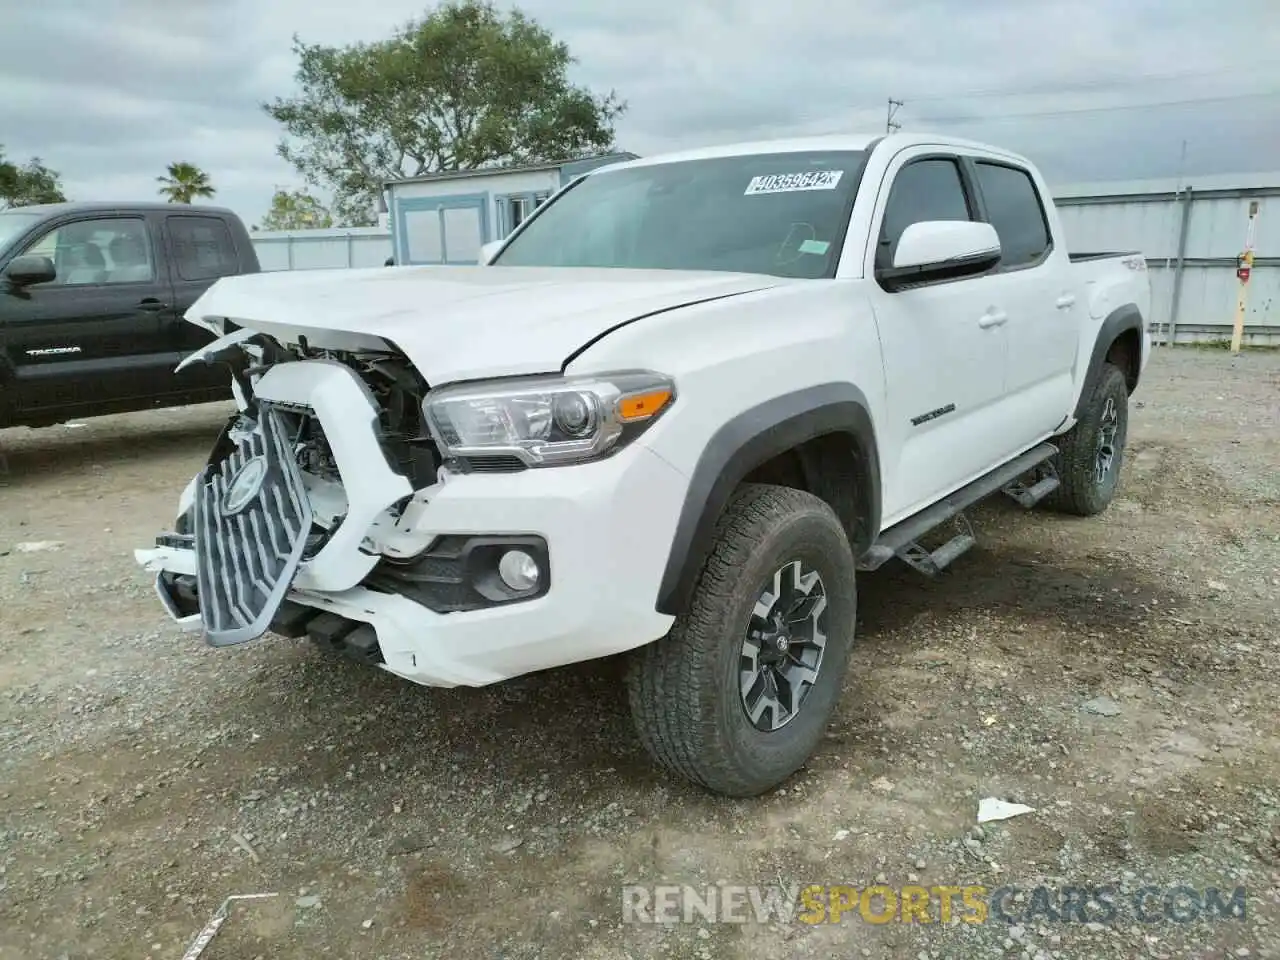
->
xmin=1001 ymin=469 xmax=1060 ymax=509
xmin=896 ymin=512 xmax=976 ymax=577
xmin=857 ymin=442 xmax=1059 ymax=574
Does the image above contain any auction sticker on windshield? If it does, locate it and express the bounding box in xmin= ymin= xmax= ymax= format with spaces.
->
xmin=744 ymin=170 xmax=844 ymax=195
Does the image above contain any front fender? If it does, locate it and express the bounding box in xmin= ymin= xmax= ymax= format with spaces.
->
xmin=654 ymin=382 xmax=880 ymax=617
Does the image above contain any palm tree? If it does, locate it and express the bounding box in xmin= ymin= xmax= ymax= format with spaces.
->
xmin=156 ymin=162 xmax=215 ymax=204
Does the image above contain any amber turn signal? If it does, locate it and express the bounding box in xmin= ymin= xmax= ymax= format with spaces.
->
xmin=617 ymin=388 xmax=673 ymax=422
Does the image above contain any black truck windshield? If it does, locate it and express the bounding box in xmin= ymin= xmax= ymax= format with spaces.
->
xmin=493 ymin=151 xmax=867 ymax=279
xmin=0 ymin=212 xmax=40 ymax=252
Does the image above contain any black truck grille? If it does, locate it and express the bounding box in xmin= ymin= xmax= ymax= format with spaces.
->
xmin=191 ymin=404 xmax=313 ymax=646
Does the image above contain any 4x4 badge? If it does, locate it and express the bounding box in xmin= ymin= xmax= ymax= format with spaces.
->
xmin=221 ymin=456 xmax=267 ymax=516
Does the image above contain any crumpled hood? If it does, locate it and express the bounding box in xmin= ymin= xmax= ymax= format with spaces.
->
xmin=186 ymin=265 xmax=789 ymax=384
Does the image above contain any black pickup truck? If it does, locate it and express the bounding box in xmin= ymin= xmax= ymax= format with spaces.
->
xmin=0 ymin=202 xmax=259 ymax=429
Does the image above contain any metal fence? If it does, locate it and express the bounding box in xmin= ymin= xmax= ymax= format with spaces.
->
xmin=1055 ymin=172 xmax=1277 ymax=345
xmin=251 ymin=227 xmax=393 ymax=272
xmin=251 ymin=173 xmax=1278 ymax=344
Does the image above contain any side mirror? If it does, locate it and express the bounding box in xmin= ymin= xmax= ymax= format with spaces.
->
xmin=479 ymin=240 xmax=503 ymax=265
xmin=4 ymin=254 xmax=56 ymax=287
xmin=879 ymin=221 xmax=1001 ymax=289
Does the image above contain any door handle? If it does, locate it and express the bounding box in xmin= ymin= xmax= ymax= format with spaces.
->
xmin=978 ymin=310 xmax=1008 ymax=328
xmin=1056 ymin=294 xmax=1077 ymax=310
xmin=137 ymin=298 xmax=169 ymax=312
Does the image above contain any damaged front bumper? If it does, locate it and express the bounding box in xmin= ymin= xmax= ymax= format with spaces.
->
xmin=138 ymin=358 xmax=413 ymax=647
xmin=135 ymin=358 xmax=687 ymax=688
xmin=137 ymin=539 xmax=201 ymax=632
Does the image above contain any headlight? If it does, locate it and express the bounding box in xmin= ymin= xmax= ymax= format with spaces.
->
xmin=423 ymin=371 xmax=675 ymax=467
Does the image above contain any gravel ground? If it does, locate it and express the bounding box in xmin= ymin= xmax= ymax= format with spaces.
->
xmin=1 ymin=347 xmax=1278 ymax=960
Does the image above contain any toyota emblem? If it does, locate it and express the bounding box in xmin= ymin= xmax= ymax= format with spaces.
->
xmin=220 ymin=456 xmax=268 ymax=516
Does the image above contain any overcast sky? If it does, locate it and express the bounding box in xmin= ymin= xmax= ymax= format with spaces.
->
xmin=2 ymin=0 xmax=1277 ymax=224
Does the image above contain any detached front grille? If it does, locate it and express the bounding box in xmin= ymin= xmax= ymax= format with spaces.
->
xmin=191 ymin=404 xmax=313 ymax=646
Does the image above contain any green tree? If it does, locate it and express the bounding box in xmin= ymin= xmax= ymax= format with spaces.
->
xmin=263 ymin=0 xmax=625 ymax=225
xmin=0 ymin=147 xmax=67 ymax=208
xmin=156 ymin=162 xmax=215 ymax=204
xmin=259 ymin=188 xmax=334 ymax=230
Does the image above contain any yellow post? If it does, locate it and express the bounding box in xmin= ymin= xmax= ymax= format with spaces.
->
xmin=1230 ymin=201 xmax=1260 ymax=354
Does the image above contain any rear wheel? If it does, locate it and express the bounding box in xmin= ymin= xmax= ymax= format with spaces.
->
xmin=626 ymin=483 xmax=857 ymax=797
xmin=1049 ymin=362 xmax=1129 ymax=516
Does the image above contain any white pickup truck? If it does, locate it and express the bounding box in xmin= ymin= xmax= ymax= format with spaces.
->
xmin=137 ymin=132 xmax=1151 ymax=797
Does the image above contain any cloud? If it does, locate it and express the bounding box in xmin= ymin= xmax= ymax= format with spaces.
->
xmin=1 ymin=0 xmax=1277 ymax=223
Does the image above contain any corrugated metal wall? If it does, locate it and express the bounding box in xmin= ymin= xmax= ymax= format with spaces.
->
xmin=251 ymin=172 xmax=1278 ymax=344
xmin=1055 ymin=172 xmax=1278 ymax=344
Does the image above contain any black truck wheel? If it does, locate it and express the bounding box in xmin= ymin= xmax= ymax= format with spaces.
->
xmin=1049 ymin=362 xmax=1129 ymax=516
xmin=626 ymin=483 xmax=857 ymax=797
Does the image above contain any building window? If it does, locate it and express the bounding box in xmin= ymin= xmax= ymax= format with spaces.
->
xmin=509 ymin=197 xmax=530 ymax=230
xmin=498 ymin=192 xmax=552 ymax=237
xmin=396 ymin=196 xmax=489 ymax=265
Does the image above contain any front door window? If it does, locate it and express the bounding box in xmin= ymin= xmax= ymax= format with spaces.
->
xmin=21 ymin=218 xmax=154 ymax=286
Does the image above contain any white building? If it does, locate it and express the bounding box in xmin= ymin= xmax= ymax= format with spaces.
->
xmin=383 ymin=153 xmax=637 ymax=266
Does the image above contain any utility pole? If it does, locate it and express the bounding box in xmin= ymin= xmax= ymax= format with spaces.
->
xmin=886 ymin=98 xmax=903 ymax=134
xmin=1230 ymin=200 xmax=1261 ymax=354
xmin=1161 ymin=139 xmax=1188 ymax=346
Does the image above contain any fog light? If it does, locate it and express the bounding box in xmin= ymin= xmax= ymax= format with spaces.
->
xmin=497 ymin=549 xmax=540 ymax=591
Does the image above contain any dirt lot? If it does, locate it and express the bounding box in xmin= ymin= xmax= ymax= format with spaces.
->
xmin=1 ymin=347 xmax=1278 ymax=960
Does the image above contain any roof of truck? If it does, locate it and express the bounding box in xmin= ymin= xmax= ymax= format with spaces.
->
xmin=597 ymin=132 xmax=1031 ymax=172
xmin=10 ymin=201 xmax=241 ymax=218
xmin=386 ymin=152 xmax=641 ymax=188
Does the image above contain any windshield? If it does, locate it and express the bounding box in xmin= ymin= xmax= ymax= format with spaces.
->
xmin=0 ymin=212 xmax=41 ymax=252
xmin=493 ymin=150 xmax=867 ymax=279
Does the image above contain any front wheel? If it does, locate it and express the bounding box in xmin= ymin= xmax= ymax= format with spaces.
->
xmin=626 ymin=483 xmax=857 ymax=797
xmin=1049 ymin=361 xmax=1129 ymax=516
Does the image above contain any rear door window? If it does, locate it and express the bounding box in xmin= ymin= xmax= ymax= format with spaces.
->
xmin=973 ymin=162 xmax=1052 ymax=268
xmin=167 ymin=216 xmax=239 ymax=282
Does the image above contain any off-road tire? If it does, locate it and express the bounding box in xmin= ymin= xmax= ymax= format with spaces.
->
xmin=625 ymin=483 xmax=857 ymax=797
xmin=1049 ymin=361 xmax=1129 ymax=516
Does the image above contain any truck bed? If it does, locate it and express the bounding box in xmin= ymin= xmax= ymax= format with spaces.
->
xmin=1068 ymin=251 xmax=1142 ymax=263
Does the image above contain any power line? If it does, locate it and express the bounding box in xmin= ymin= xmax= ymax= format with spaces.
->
xmin=799 ymin=66 xmax=1268 ymax=127
xmin=692 ymin=84 xmax=1280 ymax=149
xmin=912 ymin=88 xmax=1280 ymax=125
xmin=895 ymin=64 xmax=1259 ymax=105
xmin=832 ymin=87 xmax=1278 ymax=124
